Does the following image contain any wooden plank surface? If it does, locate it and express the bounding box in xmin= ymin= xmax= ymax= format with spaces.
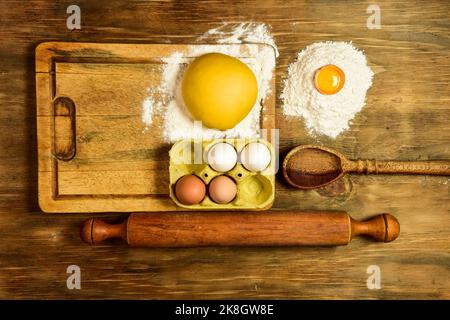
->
xmin=0 ymin=0 xmax=449 ymax=299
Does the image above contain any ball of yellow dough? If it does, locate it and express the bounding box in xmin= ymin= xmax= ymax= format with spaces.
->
xmin=182 ymin=53 xmax=258 ymax=130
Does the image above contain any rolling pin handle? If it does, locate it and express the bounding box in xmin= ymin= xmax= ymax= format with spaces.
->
xmin=351 ymin=213 xmax=400 ymax=242
xmin=80 ymin=218 xmax=127 ymax=245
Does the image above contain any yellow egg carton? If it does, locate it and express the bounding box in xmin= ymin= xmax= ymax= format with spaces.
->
xmin=169 ymin=139 xmax=275 ymax=210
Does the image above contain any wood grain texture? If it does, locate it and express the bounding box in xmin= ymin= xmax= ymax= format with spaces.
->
xmin=0 ymin=0 xmax=449 ymax=299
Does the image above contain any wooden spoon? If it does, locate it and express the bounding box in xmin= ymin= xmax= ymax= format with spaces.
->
xmin=283 ymin=145 xmax=450 ymax=189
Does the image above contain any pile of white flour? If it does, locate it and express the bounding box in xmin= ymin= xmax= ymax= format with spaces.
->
xmin=281 ymin=41 xmax=373 ymax=139
xmin=141 ymin=23 xmax=278 ymax=142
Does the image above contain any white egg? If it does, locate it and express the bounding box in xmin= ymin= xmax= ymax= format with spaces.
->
xmin=206 ymin=142 xmax=237 ymax=172
xmin=240 ymin=142 xmax=271 ymax=172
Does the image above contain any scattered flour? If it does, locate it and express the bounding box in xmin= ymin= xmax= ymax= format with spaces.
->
xmin=281 ymin=41 xmax=373 ymax=139
xmin=198 ymin=22 xmax=279 ymax=57
xmin=141 ymin=97 xmax=154 ymax=130
xmin=141 ymin=23 xmax=278 ymax=142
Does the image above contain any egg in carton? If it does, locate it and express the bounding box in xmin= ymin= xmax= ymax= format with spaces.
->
xmin=169 ymin=139 xmax=275 ymax=210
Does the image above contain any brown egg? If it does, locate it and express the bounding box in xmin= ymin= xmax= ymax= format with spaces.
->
xmin=208 ymin=175 xmax=237 ymax=204
xmin=175 ymin=175 xmax=206 ymax=205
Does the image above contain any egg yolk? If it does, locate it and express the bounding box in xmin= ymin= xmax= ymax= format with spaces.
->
xmin=314 ymin=65 xmax=345 ymax=95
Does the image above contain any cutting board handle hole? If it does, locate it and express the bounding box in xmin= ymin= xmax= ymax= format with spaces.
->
xmin=53 ymin=96 xmax=76 ymax=161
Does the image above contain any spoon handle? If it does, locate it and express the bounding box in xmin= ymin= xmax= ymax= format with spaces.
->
xmin=346 ymin=159 xmax=450 ymax=175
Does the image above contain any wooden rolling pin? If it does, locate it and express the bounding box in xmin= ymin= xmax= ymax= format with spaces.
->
xmin=80 ymin=211 xmax=399 ymax=247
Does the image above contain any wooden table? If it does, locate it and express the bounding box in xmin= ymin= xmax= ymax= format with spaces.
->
xmin=0 ymin=0 xmax=448 ymax=299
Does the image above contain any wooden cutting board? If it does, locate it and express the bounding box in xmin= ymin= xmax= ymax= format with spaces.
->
xmin=36 ymin=42 xmax=276 ymax=213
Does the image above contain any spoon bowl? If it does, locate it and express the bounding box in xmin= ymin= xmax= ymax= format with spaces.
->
xmin=283 ymin=145 xmax=346 ymax=189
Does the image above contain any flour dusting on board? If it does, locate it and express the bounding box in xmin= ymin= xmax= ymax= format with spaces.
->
xmin=281 ymin=41 xmax=373 ymax=139
xmin=141 ymin=96 xmax=157 ymax=130
xmin=141 ymin=23 xmax=278 ymax=142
